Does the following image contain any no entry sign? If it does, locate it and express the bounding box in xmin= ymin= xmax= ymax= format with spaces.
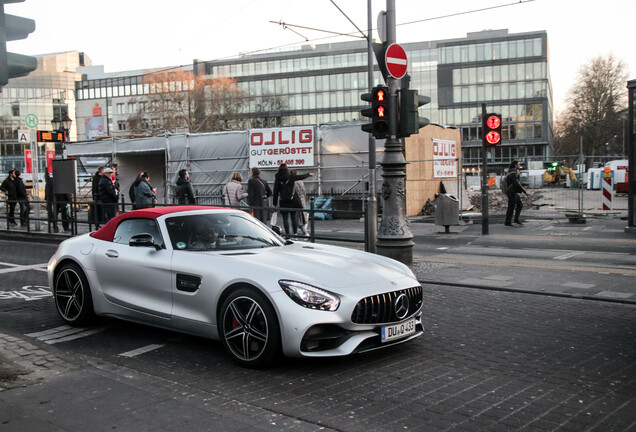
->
xmin=385 ymin=43 xmax=408 ymax=79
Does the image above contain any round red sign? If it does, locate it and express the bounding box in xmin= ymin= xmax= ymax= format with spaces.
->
xmin=385 ymin=43 xmax=408 ymax=79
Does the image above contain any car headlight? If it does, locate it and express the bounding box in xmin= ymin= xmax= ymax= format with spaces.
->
xmin=279 ymin=280 xmax=340 ymax=311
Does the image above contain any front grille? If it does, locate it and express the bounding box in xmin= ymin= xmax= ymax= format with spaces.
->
xmin=351 ymin=286 xmax=423 ymax=324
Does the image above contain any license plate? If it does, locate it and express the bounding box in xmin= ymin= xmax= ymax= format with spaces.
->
xmin=381 ymin=318 xmax=416 ymax=343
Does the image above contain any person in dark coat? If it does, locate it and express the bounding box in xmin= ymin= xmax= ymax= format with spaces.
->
xmin=0 ymin=169 xmax=17 ymax=226
xmin=97 ymin=168 xmax=118 ymax=222
xmin=175 ymin=169 xmax=196 ymax=205
xmin=504 ymin=160 xmax=527 ymax=227
xmin=247 ymin=167 xmax=271 ymax=223
xmin=128 ymin=171 xmax=144 ymax=210
xmin=91 ymin=166 xmax=105 ymax=227
xmin=14 ymin=170 xmax=30 ymax=227
xmin=272 ymin=164 xmax=313 ymax=235
xmin=133 ymin=172 xmax=156 ymax=209
xmin=44 ymin=172 xmax=59 ymax=232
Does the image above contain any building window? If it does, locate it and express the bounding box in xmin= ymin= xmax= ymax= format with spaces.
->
xmin=117 ymin=103 xmax=125 ymax=114
xmin=118 ymin=121 xmax=126 ymax=131
xmin=11 ymin=105 xmax=19 ymax=117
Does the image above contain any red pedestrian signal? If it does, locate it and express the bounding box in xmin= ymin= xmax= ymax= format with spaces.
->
xmin=483 ymin=113 xmax=502 ymax=146
xmin=360 ymin=85 xmax=389 ymax=139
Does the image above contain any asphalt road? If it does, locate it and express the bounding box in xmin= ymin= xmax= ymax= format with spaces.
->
xmin=1 ymin=233 xmax=636 ymax=431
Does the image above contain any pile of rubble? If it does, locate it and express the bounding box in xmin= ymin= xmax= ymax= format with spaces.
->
xmin=467 ymin=189 xmax=543 ymax=212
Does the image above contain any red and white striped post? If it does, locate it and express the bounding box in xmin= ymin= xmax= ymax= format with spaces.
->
xmin=602 ymin=167 xmax=613 ymax=210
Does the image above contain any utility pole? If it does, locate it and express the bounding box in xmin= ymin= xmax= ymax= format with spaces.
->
xmin=376 ymin=0 xmax=414 ymax=264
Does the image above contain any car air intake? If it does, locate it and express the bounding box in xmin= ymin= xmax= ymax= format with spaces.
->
xmin=351 ymin=286 xmax=423 ymax=324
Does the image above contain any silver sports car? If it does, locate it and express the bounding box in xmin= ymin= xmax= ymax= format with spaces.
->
xmin=48 ymin=206 xmax=424 ymax=367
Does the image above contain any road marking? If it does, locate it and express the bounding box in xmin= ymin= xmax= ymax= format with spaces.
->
xmin=0 ymin=261 xmax=48 ymax=274
xmin=0 ymin=286 xmax=51 ymax=301
xmin=554 ymin=251 xmax=585 ymax=260
xmin=414 ymin=255 xmax=636 ymax=276
xmin=26 ymin=325 xmax=107 ymax=344
xmin=119 ymin=344 xmax=165 ymax=358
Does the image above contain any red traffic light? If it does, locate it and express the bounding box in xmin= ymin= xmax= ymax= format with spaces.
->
xmin=376 ymin=89 xmax=385 ymax=102
xmin=485 ymin=131 xmax=501 ymax=145
xmin=483 ymin=113 xmax=502 ymax=146
xmin=377 ymin=106 xmax=385 ymax=118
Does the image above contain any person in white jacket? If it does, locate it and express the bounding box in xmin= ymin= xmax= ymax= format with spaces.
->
xmin=223 ymin=172 xmax=247 ymax=208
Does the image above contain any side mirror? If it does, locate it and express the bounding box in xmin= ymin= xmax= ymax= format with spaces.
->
xmin=271 ymin=225 xmax=283 ymax=236
xmin=129 ymin=233 xmax=160 ymax=249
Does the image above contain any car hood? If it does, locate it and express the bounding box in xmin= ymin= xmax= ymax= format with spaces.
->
xmin=223 ymin=242 xmax=417 ymax=292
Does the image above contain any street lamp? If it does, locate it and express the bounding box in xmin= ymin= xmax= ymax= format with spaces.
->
xmin=51 ymin=113 xmax=72 ymax=158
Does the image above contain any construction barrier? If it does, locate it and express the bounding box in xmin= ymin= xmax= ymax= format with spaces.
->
xmin=602 ymin=167 xmax=613 ymax=210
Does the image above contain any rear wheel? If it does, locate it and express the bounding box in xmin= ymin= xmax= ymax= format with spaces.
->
xmin=219 ymin=288 xmax=280 ymax=368
xmin=53 ymin=262 xmax=95 ymax=326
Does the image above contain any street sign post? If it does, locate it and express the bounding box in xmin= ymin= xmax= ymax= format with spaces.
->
xmin=385 ymin=43 xmax=407 ymax=79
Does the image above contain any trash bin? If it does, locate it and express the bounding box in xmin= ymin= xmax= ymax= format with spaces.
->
xmin=434 ymin=193 xmax=459 ymax=233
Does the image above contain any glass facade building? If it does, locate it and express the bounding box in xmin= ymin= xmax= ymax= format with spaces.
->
xmin=72 ymin=29 xmax=552 ymax=170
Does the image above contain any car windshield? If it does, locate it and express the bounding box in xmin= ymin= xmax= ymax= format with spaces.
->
xmin=166 ymin=212 xmax=285 ymax=251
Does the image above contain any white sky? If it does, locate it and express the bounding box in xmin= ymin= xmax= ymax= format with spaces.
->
xmin=5 ymin=0 xmax=635 ymax=114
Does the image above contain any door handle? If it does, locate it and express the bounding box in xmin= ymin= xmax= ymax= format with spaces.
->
xmin=105 ymin=250 xmax=119 ymax=258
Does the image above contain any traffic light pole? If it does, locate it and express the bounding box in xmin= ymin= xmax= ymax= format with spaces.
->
xmin=365 ymin=0 xmax=377 ymax=254
xmin=481 ymin=103 xmax=489 ymax=235
xmin=376 ymin=0 xmax=414 ymax=264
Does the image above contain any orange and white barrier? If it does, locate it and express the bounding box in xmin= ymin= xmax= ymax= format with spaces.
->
xmin=602 ymin=167 xmax=613 ymax=210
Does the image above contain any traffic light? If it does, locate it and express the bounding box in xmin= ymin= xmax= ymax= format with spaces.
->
xmin=483 ymin=113 xmax=502 ymax=146
xmin=399 ymin=89 xmax=430 ymax=137
xmin=361 ymin=85 xmax=389 ymax=139
xmin=1 ymin=1 xmax=37 ymax=88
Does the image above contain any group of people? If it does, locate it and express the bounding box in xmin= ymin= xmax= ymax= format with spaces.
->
xmin=91 ymin=165 xmax=157 ymax=226
xmin=0 ymin=169 xmax=31 ymax=227
xmin=222 ymin=164 xmax=313 ymax=237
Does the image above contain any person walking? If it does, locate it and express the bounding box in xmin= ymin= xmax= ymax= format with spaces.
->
xmin=273 ymin=164 xmax=313 ymax=236
xmin=176 ymin=169 xmax=196 ymax=205
xmin=246 ymin=167 xmax=272 ymax=223
xmin=98 ymin=168 xmax=118 ymax=222
xmin=504 ymin=160 xmax=527 ymax=227
xmin=290 ymin=169 xmax=309 ymax=236
xmin=133 ymin=172 xmax=156 ymax=209
xmin=14 ymin=170 xmax=30 ymax=227
xmin=223 ymin=172 xmax=247 ymax=208
xmin=0 ymin=169 xmax=17 ymax=226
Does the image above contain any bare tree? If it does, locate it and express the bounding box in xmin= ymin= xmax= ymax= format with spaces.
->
xmin=554 ymin=54 xmax=628 ymax=158
xmin=126 ymin=69 xmax=248 ymax=135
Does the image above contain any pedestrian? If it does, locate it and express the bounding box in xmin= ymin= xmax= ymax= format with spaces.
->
xmin=273 ymin=164 xmax=313 ymax=236
xmin=128 ymin=171 xmax=144 ymax=210
xmin=44 ymin=172 xmax=59 ymax=232
xmin=223 ymin=171 xmax=247 ymax=208
xmin=133 ymin=172 xmax=156 ymax=209
xmin=0 ymin=169 xmax=17 ymax=226
xmin=176 ymin=169 xmax=196 ymax=205
xmin=290 ymin=169 xmax=309 ymax=236
xmin=247 ymin=167 xmax=272 ymax=223
xmin=98 ymin=167 xmax=118 ymax=222
xmin=91 ymin=166 xmax=105 ymax=227
xmin=14 ymin=170 xmax=30 ymax=227
xmin=504 ymin=160 xmax=527 ymax=227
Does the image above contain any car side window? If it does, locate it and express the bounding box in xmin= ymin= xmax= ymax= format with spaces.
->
xmin=113 ymin=218 xmax=163 ymax=247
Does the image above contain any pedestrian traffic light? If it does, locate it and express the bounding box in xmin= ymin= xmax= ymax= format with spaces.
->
xmin=1 ymin=1 xmax=37 ymax=88
xmin=361 ymin=85 xmax=389 ymax=139
xmin=399 ymin=89 xmax=430 ymax=137
xmin=483 ymin=113 xmax=502 ymax=146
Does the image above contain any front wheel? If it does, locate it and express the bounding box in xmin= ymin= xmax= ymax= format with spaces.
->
xmin=53 ymin=262 xmax=95 ymax=326
xmin=219 ymin=288 xmax=280 ymax=368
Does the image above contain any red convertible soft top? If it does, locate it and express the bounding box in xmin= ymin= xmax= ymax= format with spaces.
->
xmin=90 ymin=206 xmax=224 ymax=242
